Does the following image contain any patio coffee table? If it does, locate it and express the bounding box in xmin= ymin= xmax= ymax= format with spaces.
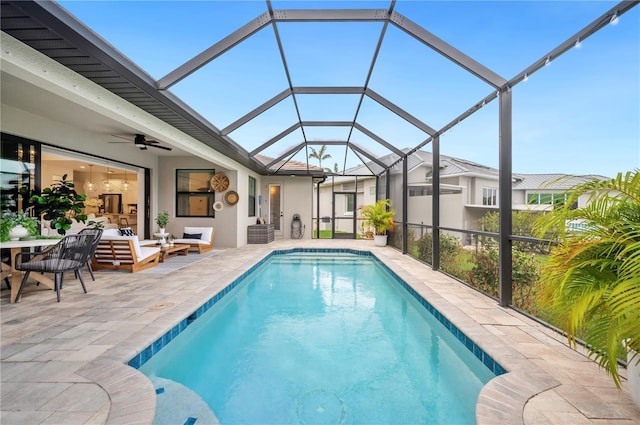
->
xmin=159 ymin=244 xmax=190 ymax=263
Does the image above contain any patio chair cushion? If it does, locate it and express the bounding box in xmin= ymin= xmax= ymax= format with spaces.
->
xmin=182 ymin=232 xmax=202 ymax=240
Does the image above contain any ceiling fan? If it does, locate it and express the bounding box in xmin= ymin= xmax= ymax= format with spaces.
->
xmin=110 ymin=134 xmax=172 ymax=151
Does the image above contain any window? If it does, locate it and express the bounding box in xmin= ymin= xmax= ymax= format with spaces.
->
xmin=176 ymin=169 xmax=215 ymax=217
xmin=345 ymin=193 xmax=355 ymax=214
xmin=482 ymin=187 xmax=497 ymax=206
xmin=248 ymin=176 xmax=256 ymax=217
xmin=527 ymin=192 xmax=577 ymax=209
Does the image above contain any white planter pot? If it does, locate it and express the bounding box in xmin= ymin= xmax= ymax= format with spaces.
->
xmin=9 ymin=225 xmax=29 ymax=241
xmin=629 ymin=349 xmax=640 ymax=409
xmin=373 ymin=234 xmax=388 ymax=247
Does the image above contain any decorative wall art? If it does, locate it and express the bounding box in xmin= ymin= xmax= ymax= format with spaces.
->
xmin=224 ymin=190 xmax=239 ymax=206
xmin=210 ymin=173 xmax=229 ymax=192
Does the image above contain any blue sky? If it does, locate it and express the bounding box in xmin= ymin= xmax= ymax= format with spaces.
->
xmin=58 ymin=1 xmax=639 ymax=177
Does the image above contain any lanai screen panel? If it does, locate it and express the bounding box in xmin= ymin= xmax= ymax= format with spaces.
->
xmin=170 ymin=27 xmax=290 ymax=131
xmin=227 ymin=98 xmax=300 ymax=154
xmin=357 ymin=96 xmax=431 ymax=151
xmin=387 ymin=159 xmax=405 ymax=250
xmin=439 ymin=101 xmax=500 ymax=234
xmin=395 ymin=1 xmax=623 ymax=78
xmin=276 ymin=21 xmax=385 ymax=87
xmin=368 ymin=24 xmax=492 ymax=131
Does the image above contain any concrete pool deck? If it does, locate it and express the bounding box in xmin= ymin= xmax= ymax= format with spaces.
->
xmin=1 ymin=239 xmax=639 ymax=425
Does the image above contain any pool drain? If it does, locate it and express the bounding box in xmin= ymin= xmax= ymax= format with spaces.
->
xmin=148 ymin=301 xmax=174 ymax=310
xmin=296 ymin=389 xmax=345 ymax=425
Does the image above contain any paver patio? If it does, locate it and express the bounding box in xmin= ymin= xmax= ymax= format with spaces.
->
xmin=1 ymin=239 xmax=639 ymax=425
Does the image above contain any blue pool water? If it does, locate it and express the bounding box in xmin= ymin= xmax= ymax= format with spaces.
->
xmin=137 ymin=250 xmax=502 ymax=424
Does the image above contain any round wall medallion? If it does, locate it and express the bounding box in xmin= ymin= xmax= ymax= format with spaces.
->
xmin=213 ymin=201 xmax=224 ymax=211
xmin=224 ymin=190 xmax=239 ymax=206
xmin=210 ymin=173 xmax=229 ymax=192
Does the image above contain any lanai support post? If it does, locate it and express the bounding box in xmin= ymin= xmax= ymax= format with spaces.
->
xmin=499 ymin=88 xmax=513 ymax=307
xmin=402 ymin=155 xmax=408 ymax=254
xmin=432 ymin=135 xmax=440 ymax=271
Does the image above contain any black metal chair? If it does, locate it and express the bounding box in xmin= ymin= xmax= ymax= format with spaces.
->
xmin=78 ymin=227 xmax=104 ymax=281
xmin=15 ymin=233 xmax=94 ymax=302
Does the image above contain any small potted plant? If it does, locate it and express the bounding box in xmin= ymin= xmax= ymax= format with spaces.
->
xmin=359 ymin=199 xmax=396 ymax=246
xmin=155 ymin=210 xmax=170 ymax=233
xmin=0 ymin=210 xmax=40 ymax=242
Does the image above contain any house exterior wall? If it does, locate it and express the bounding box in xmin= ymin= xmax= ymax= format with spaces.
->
xmin=158 ymin=157 xmax=225 ymax=247
xmin=468 ymin=176 xmax=499 ymax=206
xmin=261 ymin=176 xmax=313 ymax=240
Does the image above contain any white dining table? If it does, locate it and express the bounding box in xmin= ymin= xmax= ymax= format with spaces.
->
xmin=1 ymin=239 xmax=60 ymax=303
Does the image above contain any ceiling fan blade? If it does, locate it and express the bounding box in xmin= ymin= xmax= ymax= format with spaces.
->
xmin=146 ymin=143 xmax=172 ymax=151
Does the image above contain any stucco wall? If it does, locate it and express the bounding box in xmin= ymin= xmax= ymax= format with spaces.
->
xmin=261 ymin=176 xmax=313 ymax=240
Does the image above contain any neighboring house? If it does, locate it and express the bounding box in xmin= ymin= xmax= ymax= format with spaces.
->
xmin=315 ymin=148 xmax=609 ymax=237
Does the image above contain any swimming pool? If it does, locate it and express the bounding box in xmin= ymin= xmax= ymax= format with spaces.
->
xmin=133 ymin=249 xmax=504 ymax=424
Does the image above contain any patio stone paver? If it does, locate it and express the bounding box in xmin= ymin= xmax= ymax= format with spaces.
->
xmin=1 ymin=239 xmax=639 ymax=425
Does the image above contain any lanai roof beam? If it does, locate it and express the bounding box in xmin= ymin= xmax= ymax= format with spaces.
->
xmin=353 ymin=123 xmax=404 ymax=157
xmin=265 ymin=142 xmax=305 ymax=169
xmin=158 ymin=11 xmax=272 ymax=89
xmin=221 ymin=88 xmax=292 ymax=136
xmin=271 ymin=9 xmax=389 ymax=22
xmin=366 ymin=89 xmax=437 ymax=136
xmin=249 ymin=123 xmax=300 ymax=156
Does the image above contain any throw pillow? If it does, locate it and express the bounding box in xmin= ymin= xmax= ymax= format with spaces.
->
xmin=119 ymin=227 xmax=135 ymax=236
xmin=183 ymin=232 xmax=202 ymax=240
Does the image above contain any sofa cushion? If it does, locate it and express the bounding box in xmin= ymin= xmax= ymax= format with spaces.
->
xmin=102 ymin=228 xmax=121 ymax=237
xmin=173 ymin=239 xmax=210 ymax=245
xmin=183 ymin=227 xmax=213 ymax=243
xmin=182 ymin=232 xmax=202 ymax=240
xmin=138 ymin=246 xmax=160 ymax=261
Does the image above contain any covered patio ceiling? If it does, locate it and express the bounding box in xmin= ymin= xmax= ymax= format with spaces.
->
xmin=1 ymin=1 xmax=637 ymax=176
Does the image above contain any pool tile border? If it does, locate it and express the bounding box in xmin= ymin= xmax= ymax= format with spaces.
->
xmin=128 ymin=248 xmax=505 ymax=378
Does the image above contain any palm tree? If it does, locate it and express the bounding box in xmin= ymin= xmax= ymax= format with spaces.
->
xmin=308 ymin=145 xmax=331 ymax=170
xmin=534 ymin=170 xmax=640 ymax=387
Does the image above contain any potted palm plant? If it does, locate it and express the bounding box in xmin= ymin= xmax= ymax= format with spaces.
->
xmin=534 ymin=171 xmax=640 ymax=402
xmin=360 ymin=199 xmax=396 ymax=246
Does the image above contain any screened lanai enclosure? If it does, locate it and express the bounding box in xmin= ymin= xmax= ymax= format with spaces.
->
xmin=2 ymin=0 xmax=638 ymax=314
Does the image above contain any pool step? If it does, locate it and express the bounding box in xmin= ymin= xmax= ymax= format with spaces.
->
xmin=150 ymin=376 xmax=219 ymax=425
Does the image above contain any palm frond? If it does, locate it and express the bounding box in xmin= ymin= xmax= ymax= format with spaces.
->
xmin=534 ymin=170 xmax=640 ymax=388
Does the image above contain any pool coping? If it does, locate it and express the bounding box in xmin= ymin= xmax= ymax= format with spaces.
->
xmin=52 ymin=240 xmax=637 ymax=425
